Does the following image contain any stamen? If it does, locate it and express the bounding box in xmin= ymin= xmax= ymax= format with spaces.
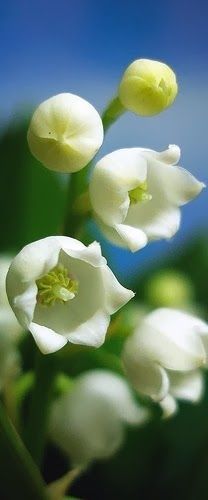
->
xmin=36 ymin=264 xmax=78 ymax=306
xmin=129 ymin=181 xmax=152 ymax=204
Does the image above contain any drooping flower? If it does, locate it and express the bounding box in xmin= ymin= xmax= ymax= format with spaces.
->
xmin=49 ymin=370 xmax=149 ymax=466
xmin=119 ymin=58 xmax=178 ymax=116
xmin=27 ymin=93 xmax=104 ymax=173
xmin=122 ymin=308 xmax=208 ymax=416
xmin=6 ymin=237 xmax=134 ymax=354
xmin=89 ymin=145 xmax=205 ymax=252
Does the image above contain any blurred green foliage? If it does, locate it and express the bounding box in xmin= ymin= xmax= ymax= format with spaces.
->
xmin=1 ymin=119 xmax=208 ymax=499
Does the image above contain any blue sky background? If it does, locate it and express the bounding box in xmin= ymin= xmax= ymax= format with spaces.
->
xmin=1 ymin=0 xmax=207 ymax=280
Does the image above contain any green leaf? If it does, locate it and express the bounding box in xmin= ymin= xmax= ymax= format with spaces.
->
xmin=0 ymin=401 xmax=47 ymax=499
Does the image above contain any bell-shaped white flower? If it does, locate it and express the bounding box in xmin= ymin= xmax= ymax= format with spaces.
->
xmin=89 ymin=145 xmax=205 ymax=252
xmin=27 ymin=93 xmax=104 ymax=173
xmin=6 ymin=237 xmax=134 ymax=354
xmin=122 ymin=308 xmax=208 ymax=416
xmin=119 ymin=58 xmax=178 ymax=116
xmin=49 ymin=370 xmax=149 ymax=466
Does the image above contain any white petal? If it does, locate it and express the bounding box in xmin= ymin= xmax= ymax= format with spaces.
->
xmin=126 ymin=196 xmax=181 ymax=240
xmin=141 ymin=308 xmax=207 ymax=371
xmin=101 ymin=266 xmax=134 ymax=314
xmin=115 ymin=223 xmax=148 ymax=252
xmin=6 ymin=237 xmax=61 ymax=287
xmin=67 ymin=309 xmax=110 ymax=348
xmin=75 ymin=370 xmax=149 ymax=426
xmin=13 ymin=284 xmax=37 ymax=329
xmin=148 ymin=156 xmax=205 ymax=207
xmin=95 ymin=216 xmax=148 ymax=251
xmin=160 ymin=395 xmax=178 ymax=418
xmin=89 ymin=148 xmax=147 ymax=226
xmin=169 ymin=370 xmax=204 ymax=403
xmin=140 ymin=145 xmax=181 ymax=165
xmin=122 ymin=337 xmax=169 ymax=401
xmin=30 ymin=322 xmax=67 ymax=354
xmin=60 ymin=240 xmax=106 ymax=267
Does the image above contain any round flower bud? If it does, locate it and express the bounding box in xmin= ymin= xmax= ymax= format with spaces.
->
xmin=27 ymin=93 xmax=104 ymax=173
xmin=119 ymin=59 xmax=178 ymax=116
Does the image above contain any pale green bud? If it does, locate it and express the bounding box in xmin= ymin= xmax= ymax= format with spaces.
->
xmin=27 ymin=93 xmax=104 ymax=173
xmin=119 ymin=59 xmax=178 ymax=116
xmin=145 ymin=270 xmax=194 ymax=308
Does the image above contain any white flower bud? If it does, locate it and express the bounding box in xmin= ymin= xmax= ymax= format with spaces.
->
xmin=49 ymin=370 xmax=149 ymax=466
xmin=6 ymin=237 xmax=134 ymax=354
xmin=89 ymin=145 xmax=205 ymax=252
xmin=122 ymin=308 xmax=208 ymax=416
xmin=27 ymin=93 xmax=104 ymax=173
xmin=119 ymin=59 xmax=178 ymax=116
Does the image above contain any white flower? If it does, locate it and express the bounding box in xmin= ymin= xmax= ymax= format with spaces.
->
xmin=0 ymin=256 xmax=22 ymax=340
xmin=49 ymin=370 xmax=149 ymax=466
xmin=27 ymin=93 xmax=104 ymax=173
xmin=89 ymin=145 xmax=205 ymax=252
xmin=122 ymin=308 xmax=208 ymax=416
xmin=6 ymin=237 xmax=134 ymax=354
xmin=119 ymin=58 xmax=178 ymax=116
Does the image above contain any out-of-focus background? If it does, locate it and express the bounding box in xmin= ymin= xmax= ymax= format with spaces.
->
xmin=1 ymin=1 xmax=208 ymax=499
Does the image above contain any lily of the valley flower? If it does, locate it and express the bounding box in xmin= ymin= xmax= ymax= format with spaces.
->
xmin=27 ymin=93 xmax=104 ymax=173
xmin=119 ymin=58 xmax=178 ymax=116
xmin=122 ymin=308 xmax=208 ymax=417
xmin=6 ymin=237 xmax=134 ymax=354
xmin=50 ymin=370 xmax=149 ymax=466
xmin=89 ymin=145 xmax=205 ymax=252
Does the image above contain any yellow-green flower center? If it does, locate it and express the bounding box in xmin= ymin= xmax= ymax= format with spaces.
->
xmin=129 ymin=181 xmax=152 ymax=204
xmin=36 ymin=264 xmax=78 ymax=306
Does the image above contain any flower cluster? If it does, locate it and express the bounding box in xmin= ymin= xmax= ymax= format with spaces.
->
xmin=3 ymin=58 xmax=207 ymax=479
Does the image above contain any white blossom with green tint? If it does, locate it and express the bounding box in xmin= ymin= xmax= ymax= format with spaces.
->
xmin=27 ymin=93 xmax=104 ymax=173
xmin=50 ymin=370 xmax=149 ymax=466
xmin=6 ymin=237 xmax=134 ymax=354
xmin=119 ymin=58 xmax=178 ymax=116
xmin=89 ymin=145 xmax=205 ymax=252
xmin=122 ymin=308 xmax=208 ymax=416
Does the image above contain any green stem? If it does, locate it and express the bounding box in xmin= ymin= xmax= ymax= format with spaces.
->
xmin=102 ymin=96 xmax=125 ymax=132
xmin=0 ymin=401 xmax=47 ymax=499
xmin=23 ymin=349 xmax=57 ymax=467
xmin=63 ymin=167 xmax=90 ymax=238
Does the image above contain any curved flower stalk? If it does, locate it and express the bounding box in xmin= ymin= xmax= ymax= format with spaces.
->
xmin=27 ymin=93 xmax=104 ymax=173
xmin=49 ymin=370 xmax=150 ymax=466
xmin=119 ymin=58 xmax=178 ymax=116
xmin=89 ymin=145 xmax=205 ymax=252
xmin=6 ymin=237 xmax=134 ymax=354
xmin=122 ymin=308 xmax=208 ymax=417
